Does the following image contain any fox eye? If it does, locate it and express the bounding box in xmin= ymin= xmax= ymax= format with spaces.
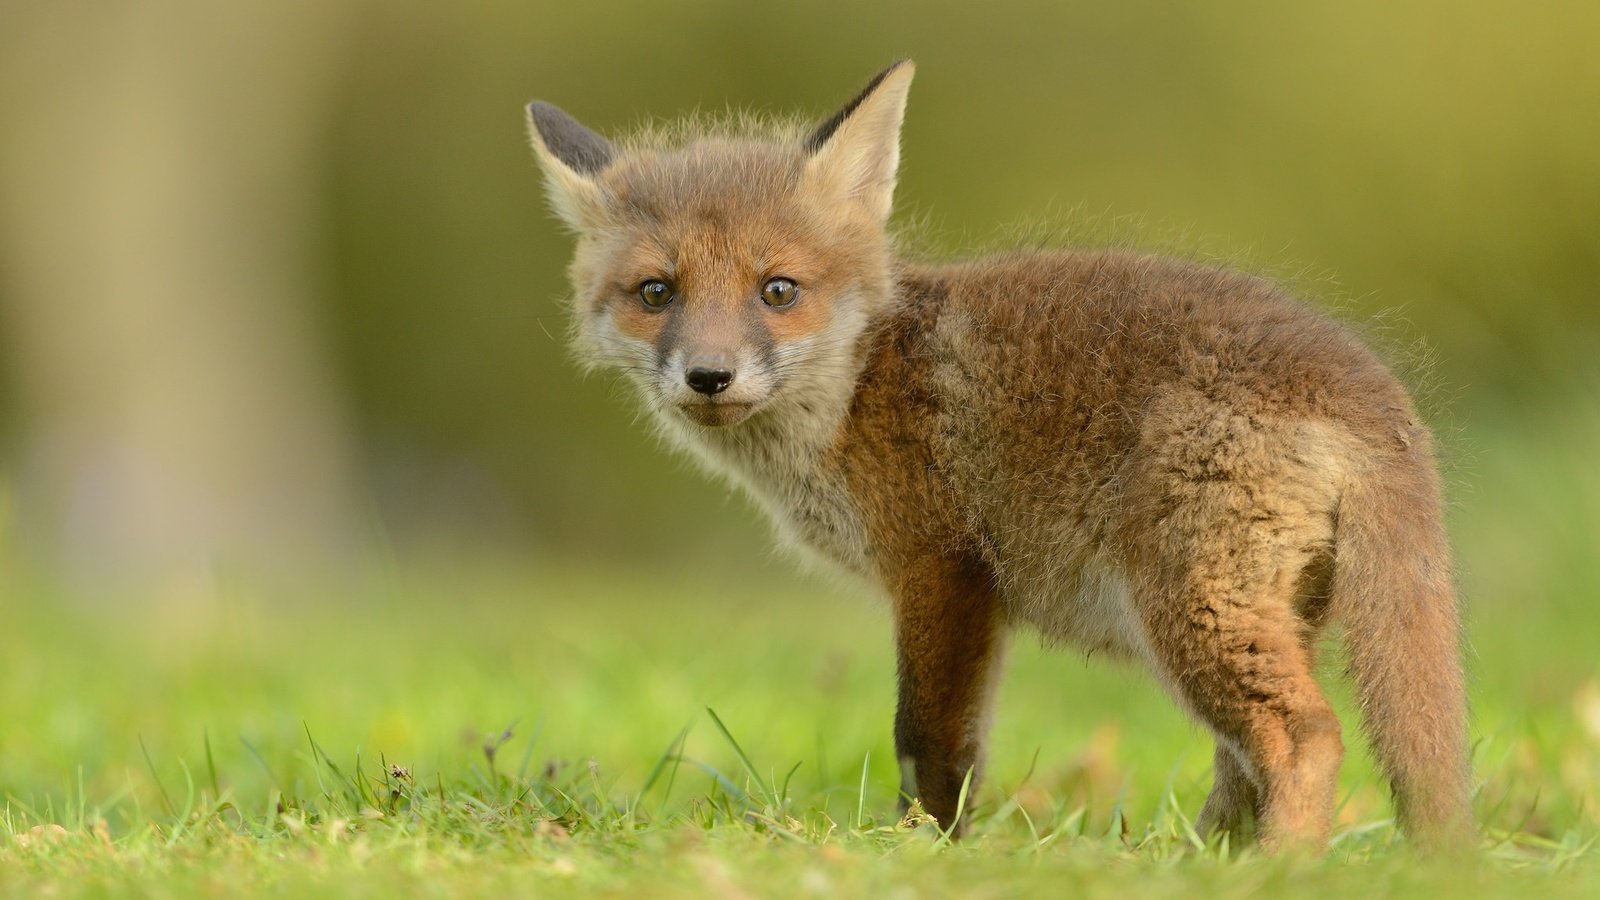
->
xmin=638 ymin=279 xmax=675 ymax=308
xmin=761 ymin=277 xmax=799 ymax=308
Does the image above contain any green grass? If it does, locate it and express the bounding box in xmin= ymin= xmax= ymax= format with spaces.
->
xmin=2 ymin=406 xmax=1598 ymax=897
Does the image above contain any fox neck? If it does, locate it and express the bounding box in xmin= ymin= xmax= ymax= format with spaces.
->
xmin=652 ymin=306 xmax=883 ymax=572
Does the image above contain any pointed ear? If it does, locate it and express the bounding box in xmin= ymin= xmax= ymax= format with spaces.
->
xmin=803 ymin=60 xmax=915 ymax=222
xmin=525 ymin=101 xmax=616 ymax=230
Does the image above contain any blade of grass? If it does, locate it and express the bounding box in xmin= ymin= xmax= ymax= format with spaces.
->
xmin=203 ymin=730 xmax=221 ymax=800
xmin=138 ymin=734 xmax=176 ymax=818
xmin=238 ymin=736 xmax=283 ymax=793
xmin=856 ymin=752 xmax=870 ymax=831
xmin=637 ymin=723 xmax=692 ymax=809
xmin=515 ymin=714 xmax=546 ymax=783
xmin=705 ymin=707 xmax=775 ymax=807
xmin=778 ymin=761 xmax=803 ymax=809
xmin=933 ymin=766 xmax=975 ymax=847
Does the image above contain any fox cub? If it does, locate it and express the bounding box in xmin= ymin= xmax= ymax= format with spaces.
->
xmin=525 ymin=61 xmax=1471 ymax=852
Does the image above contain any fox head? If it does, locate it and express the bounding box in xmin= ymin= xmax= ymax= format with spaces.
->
xmin=526 ymin=62 xmax=914 ymax=429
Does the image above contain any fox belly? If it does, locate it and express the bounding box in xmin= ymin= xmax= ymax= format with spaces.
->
xmin=995 ymin=547 xmax=1151 ymax=661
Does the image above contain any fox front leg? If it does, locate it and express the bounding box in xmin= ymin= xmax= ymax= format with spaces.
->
xmin=889 ymin=555 xmax=1007 ymax=835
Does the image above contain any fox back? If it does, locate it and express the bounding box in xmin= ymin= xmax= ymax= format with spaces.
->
xmin=525 ymin=62 xmax=1473 ymax=854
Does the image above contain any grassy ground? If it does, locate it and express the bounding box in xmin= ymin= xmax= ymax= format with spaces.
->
xmin=1 ymin=405 xmax=1597 ymax=897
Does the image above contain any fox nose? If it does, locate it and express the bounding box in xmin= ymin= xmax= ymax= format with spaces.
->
xmin=686 ymin=366 xmax=735 ymax=395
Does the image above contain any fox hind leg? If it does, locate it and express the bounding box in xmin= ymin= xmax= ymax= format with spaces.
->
xmin=1126 ymin=494 xmax=1344 ymax=853
xmin=1194 ymin=548 xmax=1336 ymax=843
xmin=1141 ymin=567 xmax=1342 ymax=852
xmin=1196 ymin=743 xmax=1261 ymax=840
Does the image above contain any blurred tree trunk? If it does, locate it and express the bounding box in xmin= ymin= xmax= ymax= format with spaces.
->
xmin=0 ymin=2 xmax=365 ymax=592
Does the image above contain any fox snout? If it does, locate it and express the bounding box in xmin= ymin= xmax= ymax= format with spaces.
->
xmin=669 ymin=346 xmax=762 ymax=427
xmin=684 ymin=358 xmax=736 ymax=396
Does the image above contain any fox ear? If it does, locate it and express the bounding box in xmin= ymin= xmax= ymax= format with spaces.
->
xmin=526 ymin=101 xmax=615 ymax=230
xmin=803 ymin=60 xmax=915 ymax=222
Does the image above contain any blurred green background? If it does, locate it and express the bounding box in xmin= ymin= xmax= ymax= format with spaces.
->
xmin=0 ymin=1 xmax=1597 ymax=871
xmin=0 ymin=0 xmax=1595 ymax=588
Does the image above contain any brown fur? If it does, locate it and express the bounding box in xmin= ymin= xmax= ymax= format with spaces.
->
xmin=524 ymin=61 xmax=1473 ymax=852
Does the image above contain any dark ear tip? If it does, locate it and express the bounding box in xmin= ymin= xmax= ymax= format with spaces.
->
xmin=524 ymin=99 xmax=615 ymax=174
xmin=803 ymin=60 xmax=917 ymax=155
